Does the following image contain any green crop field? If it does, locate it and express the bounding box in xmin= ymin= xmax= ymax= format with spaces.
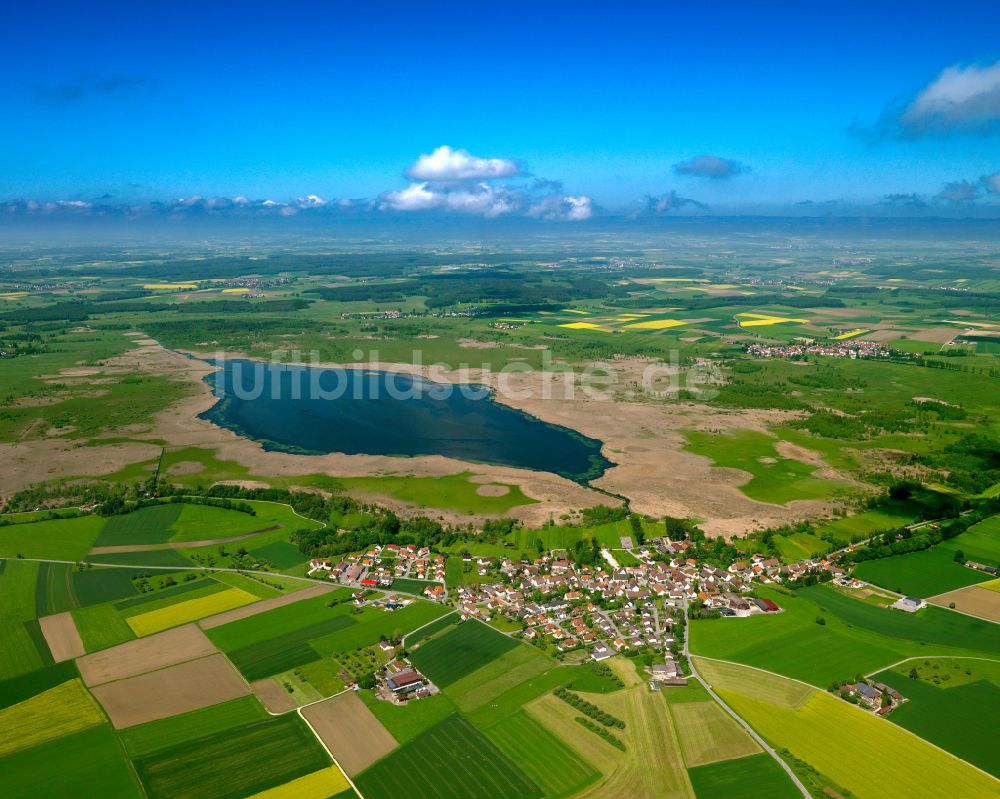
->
xmin=34 ymin=561 xmax=75 ymax=614
xmin=0 ymin=514 xmax=105 ymax=560
xmin=167 ymin=500 xmax=320 ymax=542
xmin=72 ymin=566 xmax=167 ymax=607
xmin=872 ymin=660 xmax=1000 ymax=778
xmin=71 ymin=602 xmax=135 ymax=652
xmin=359 ymin=690 xmax=459 ymax=744
xmin=249 ymin=540 xmax=307 ymax=569
xmin=445 ymin=643 xmax=552 ymax=713
xmin=134 ymin=714 xmax=330 ymax=799
xmin=225 ymin=614 xmax=356 ymax=680
xmin=332 ymin=472 xmax=537 ymax=515
xmin=0 ymin=560 xmax=49 ymax=680
xmin=408 ymin=619 xmax=519 ymax=687
xmin=687 ymin=753 xmax=800 ymax=799
xmin=813 ymin=503 xmax=921 ymax=543
xmin=404 ymin=610 xmax=459 ymax=646
xmin=773 ymin=532 xmax=831 ymax=562
xmin=95 ymin=503 xmax=183 ymax=547
xmin=484 ymin=709 xmax=600 ymax=799
xmin=0 ymin=660 xmax=79 ymax=710
xmin=689 ymin=585 xmax=1000 ymax=686
xmin=355 ymin=714 xmax=542 ymax=799
xmin=120 ymin=695 xmax=270 ymax=758
xmin=205 ymin=590 xmax=354 ymax=652
xmin=0 ymin=726 xmax=144 ymax=799
xmin=854 ymin=546 xmax=991 ymax=597
xmin=113 ymin=576 xmax=220 ymax=611
xmin=310 ymin=600 xmax=449 ymax=656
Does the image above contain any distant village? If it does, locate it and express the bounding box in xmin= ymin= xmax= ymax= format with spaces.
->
xmin=746 ymin=338 xmax=895 ymax=360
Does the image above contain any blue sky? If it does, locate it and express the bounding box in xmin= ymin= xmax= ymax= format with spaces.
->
xmin=2 ymin=1 xmax=999 ymax=218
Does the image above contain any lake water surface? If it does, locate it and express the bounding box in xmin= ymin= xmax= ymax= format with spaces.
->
xmin=200 ymin=360 xmax=610 ymax=483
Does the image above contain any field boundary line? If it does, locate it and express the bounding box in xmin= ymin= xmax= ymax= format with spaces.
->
xmin=401 ymin=610 xmax=457 ymax=646
xmin=296 ymin=700 xmax=367 ymax=799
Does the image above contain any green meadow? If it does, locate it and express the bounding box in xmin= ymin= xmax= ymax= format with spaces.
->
xmin=689 ymin=584 xmax=1000 ymax=686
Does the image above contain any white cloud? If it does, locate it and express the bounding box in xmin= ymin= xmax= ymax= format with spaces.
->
xmin=526 ymin=194 xmax=593 ymax=221
xmin=405 ymin=145 xmax=522 ymax=181
xmin=935 ymin=180 xmax=979 ymax=204
xmin=900 ymin=59 xmax=1000 ymax=134
xmin=296 ymin=194 xmax=327 ymax=208
xmin=981 ymin=171 xmax=1000 ymax=194
xmin=379 ymin=181 xmax=519 ymax=217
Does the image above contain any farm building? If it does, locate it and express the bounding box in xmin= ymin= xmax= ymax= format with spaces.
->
xmin=891 ymin=596 xmax=926 ymax=613
xmin=386 ymin=671 xmax=425 ymax=695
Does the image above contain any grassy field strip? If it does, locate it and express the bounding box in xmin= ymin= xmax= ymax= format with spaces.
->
xmin=445 ymin=644 xmax=552 ymax=713
xmin=119 ymin=695 xmax=270 ymax=759
xmin=484 ymin=709 xmax=601 ymax=799
xmin=693 ymin=657 xmax=815 ymax=707
xmin=687 ymin=753 xmax=803 ymax=799
xmin=245 ymin=766 xmax=349 ymax=799
xmin=126 ymin=587 xmax=259 ymax=636
xmin=668 ymin=700 xmax=761 ymax=767
xmin=700 ymin=658 xmax=1000 ymax=798
xmin=133 ymin=714 xmax=332 ymax=799
xmin=0 ymin=561 xmax=48 ymax=680
xmin=354 ymin=714 xmax=542 ymax=799
xmin=0 ymin=679 xmax=106 ymax=757
xmin=407 ymin=619 xmax=520 ymax=687
xmin=865 ymin=654 xmax=1000 ymax=677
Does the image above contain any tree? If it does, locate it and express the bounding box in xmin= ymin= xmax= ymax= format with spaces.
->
xmin=356 ymin=672 xmax=376 ymax=690
xmin=909 ymin=667 xmax=919 ymax=679
xmin=953 ymin=549 xmax=965 ymax=563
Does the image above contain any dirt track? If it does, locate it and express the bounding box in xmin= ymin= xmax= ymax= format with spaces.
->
xmin=199 ymin=583 xmax=333 ymax=629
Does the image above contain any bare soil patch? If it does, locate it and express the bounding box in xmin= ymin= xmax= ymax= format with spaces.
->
xmin=909 ymin=326 xmax=960 ymax=344
xmin=165 ymin=460 xmax=206 ymax=475
xmin=199 ymin=583 xmax=333 ymax=629
xmin=77 ymin=624 xmax=217 ymax=686
xmin=91 ymin=653 xmax=249 ymax=729
xmin=301 ymin=692 xmax=398 ymax=776
xmin=476 ymin=484 xmax=510 ymax=497
xmin=38 ymin=612 xmax=85 ymax=662
xmin=930 ymin=586 xmax=1000 ymax=622
xmin=251 ymin=678 xmax=298 ymax=714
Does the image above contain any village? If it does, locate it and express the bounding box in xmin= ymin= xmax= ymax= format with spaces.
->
xmin=746 ymin=338 xmax=896 ymax=360
xmin=304 ymin=534 xmax=859 ymax=685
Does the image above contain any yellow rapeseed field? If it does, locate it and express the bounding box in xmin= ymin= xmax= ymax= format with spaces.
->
xmin=832 ymin=329 xmax=870 ymax=340
xmin=737 ymin=312 xmax=809 ymax=327
xmin=142 ymin=282 xmax=199 ymax=290
xmin=716 ymin=687 xmax=999 ymax=798
xmin=0 ymin=679 xmax=105 ymax=757
xmin=222 ymin=287 xmax=252 ymax=294
xmin=624 ymin=319 xmax=687 ymax=330
xmin=246 ymin=767 xmax=350 ymax=799
xmin=126 ymin=588 xmax=258 ymax=636
xmin=559 ymin=321 xmax=604 ymax=330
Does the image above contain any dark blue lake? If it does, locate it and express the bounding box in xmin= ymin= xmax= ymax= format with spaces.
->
xmin=200 ymin=360 xmax=610 ymax=483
